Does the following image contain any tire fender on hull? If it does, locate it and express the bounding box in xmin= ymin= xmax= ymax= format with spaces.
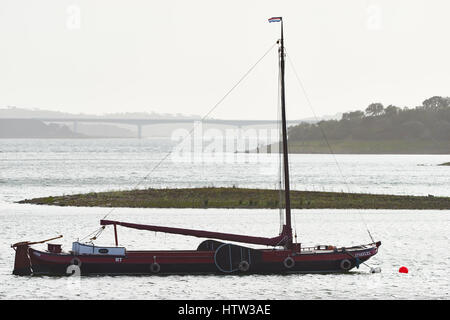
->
xmin=70 ymin=257 xmax=82 ymax=267
xmin=238 ymin=260 xmax=250 ymax=272
xmin=150 ymin=262 xmax=161 ymax=273
xmin=340 ymin=259 xmax=352 ymax=271
xmin=283 ymin=256 xmax=295 ymax=269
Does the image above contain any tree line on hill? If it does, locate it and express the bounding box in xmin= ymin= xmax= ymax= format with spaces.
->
xmin=288 ymin=96 xmax=450 ymax=141
xmin=0 ymin=119 xmax=85 ymax=138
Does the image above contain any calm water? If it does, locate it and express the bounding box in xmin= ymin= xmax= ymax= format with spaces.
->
xmin=0 ymin=139 xmax=449 ymax=299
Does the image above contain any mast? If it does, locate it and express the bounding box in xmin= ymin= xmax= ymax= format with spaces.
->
xmin=277 ymin=17 xmax=293 ymax=247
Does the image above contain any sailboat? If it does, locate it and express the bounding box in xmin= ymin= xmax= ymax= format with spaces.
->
xmin=12 ymin=17 xmax=380 ymax=276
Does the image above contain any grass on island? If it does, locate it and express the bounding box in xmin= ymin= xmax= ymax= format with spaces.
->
xmin=17 ymin=187 xmax=450 ymax=210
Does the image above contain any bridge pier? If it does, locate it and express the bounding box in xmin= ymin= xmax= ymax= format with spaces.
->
xmin=236 ymin=125 xmax=243 ymax=153
xmin=137 ymin=124 xmax=142 ymax=139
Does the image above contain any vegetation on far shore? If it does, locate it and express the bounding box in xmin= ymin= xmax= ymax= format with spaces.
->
xmin=439 ymin=162 xmax=450 ymax=166
xmin=17 ymin=187 xmax=450 ymax=210
xmin=284 ymin=139 xmax=450 ymax=154
xmin=285 ymin=96 xmax=450 ymax=154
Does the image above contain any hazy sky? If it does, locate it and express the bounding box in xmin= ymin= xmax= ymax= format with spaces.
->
xmin=0 ymin=0 xmax=449 ymax=120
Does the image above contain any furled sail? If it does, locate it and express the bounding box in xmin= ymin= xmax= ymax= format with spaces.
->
xmin=100 ymin=220 xmax=291 ymax=247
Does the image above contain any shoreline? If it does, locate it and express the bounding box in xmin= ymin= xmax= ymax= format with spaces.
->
xmin=17 ymin=187 xmax=450 ymax=210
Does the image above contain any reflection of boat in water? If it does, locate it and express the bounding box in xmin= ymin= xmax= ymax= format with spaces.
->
xmin=12 ymin=17 xmax=380 ymax=276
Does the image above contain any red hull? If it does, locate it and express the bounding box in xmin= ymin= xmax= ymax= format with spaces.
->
xmin=13 ymin=240 xmax=381 ymax=276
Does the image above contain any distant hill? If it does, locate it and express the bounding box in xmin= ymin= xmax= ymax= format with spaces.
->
xmin=0 ymin=119 xmax=85 ymax=138
xmin=286 ymin=96 xmax=450 ymax=154
xmin=0 ymin=106 xmax=200 ymax=120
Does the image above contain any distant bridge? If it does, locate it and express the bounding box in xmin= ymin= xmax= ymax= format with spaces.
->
xmin=6 ymin=117 xmax=306 ymax=138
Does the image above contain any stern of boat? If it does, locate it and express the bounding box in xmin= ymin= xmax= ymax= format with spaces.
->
xmin=11 ymin=242 xmax=32 ymax=276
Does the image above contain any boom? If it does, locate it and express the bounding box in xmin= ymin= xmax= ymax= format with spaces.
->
xmin=100 ymin=220 xmax=290 ymax=247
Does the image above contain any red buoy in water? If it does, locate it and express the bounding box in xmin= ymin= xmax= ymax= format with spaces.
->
xmin=399 ymin=266 xmax=408 ymax=273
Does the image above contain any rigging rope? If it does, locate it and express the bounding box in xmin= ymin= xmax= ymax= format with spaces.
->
xmin=79 ymin=226 xmax=105 ymax=242
xmin=285 ymin=49 xmax=374 ymax=243
xmin=75 ymin=41 xmax=280 ymax=242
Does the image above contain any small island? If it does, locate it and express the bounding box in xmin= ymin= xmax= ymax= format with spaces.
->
xmin=17 ymin=187 xmax=450 ymax=210
xmin=438 ymin=162 xmax=450 ymax=166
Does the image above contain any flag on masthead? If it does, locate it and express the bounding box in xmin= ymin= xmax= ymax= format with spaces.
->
xmin=268 ymin=17 xmax=282 ymax=23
